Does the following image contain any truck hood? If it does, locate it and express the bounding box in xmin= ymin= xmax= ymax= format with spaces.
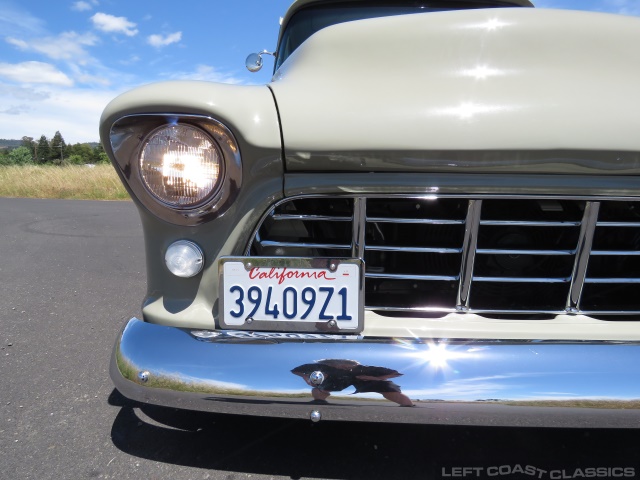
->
xmin=270 ymin=8 xmax=640 ymax=174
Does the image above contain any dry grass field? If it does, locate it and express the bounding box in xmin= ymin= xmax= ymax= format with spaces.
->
xmin=0 ymin=164 xmax=129 ymax=201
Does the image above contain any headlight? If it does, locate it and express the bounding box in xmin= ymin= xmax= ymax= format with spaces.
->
xmin=109 ymin=114 xmax=242 ymax=226
xmin=140 ymin=124 xmax=223 ymax=207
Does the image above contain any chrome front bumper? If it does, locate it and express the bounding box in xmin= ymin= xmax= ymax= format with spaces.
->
xmin=111 ymin=318 xmax=640 ymax=427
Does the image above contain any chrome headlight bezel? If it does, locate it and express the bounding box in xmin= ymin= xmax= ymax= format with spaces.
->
xmin=109 ymin=114 xmax=242 ymax=226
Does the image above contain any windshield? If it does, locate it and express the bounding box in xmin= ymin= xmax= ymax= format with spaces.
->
xmin=276 ymin=1 xmax=526 ymax=70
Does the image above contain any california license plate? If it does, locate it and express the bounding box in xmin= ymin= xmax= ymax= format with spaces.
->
xmin=219 ymin=257 xmax=364 ymax=333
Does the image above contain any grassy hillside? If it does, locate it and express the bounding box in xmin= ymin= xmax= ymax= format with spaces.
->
xmin=0 ymin=164 xmax=130 ymax=200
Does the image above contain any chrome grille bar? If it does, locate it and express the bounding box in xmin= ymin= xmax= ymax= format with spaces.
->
xmin=597 ymin=222 xmax=640 ymax=227
xmin=368 ymin=217 xmax=464 ymax=225
xmin=591 ymin=250 xmax=640 ymax=256
xmin=566 ymin=201 xmax=601 ymax=313
xmin=476 ymin=248 xmax=575 ymax=256
xmin=366 ymin=273 xmax=459 ymax=281
xmin=272 ymin=214 xmax=352 ymax=222
xmin=480 ymin=220 xmax=580 ymax=227
xmin=258 ymin=240 xmax=351 ymax=250
xmin=456 ymin=199 xmax=483 ymax=311
xmin=585 ymin=278 xmax=640 ymax=284
xmin=474 ymin=276 xmax=570 ymax=283
xmin=367 ymin=245 xmax=462 ymax=254
xmin=352 ymin=197 xmax=367 ymax=259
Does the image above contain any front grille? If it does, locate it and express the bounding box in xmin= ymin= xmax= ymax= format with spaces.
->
xmin=247 ymin=196 xmax=640 ymax=317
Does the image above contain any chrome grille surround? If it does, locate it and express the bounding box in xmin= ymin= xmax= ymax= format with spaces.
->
xmin=247 ymin=196 xmax=640 ymax=317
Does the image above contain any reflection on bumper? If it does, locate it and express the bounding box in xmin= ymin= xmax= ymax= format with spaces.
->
xmin=111 ymin=318 xmax=640 ymax=427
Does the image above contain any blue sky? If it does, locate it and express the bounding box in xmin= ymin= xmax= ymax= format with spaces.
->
xmin=0 ymin=0 xmax=638 ymax=143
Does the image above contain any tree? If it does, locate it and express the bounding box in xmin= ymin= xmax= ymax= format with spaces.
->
xmin=92 ymin=143 xmax=109 ymax=164
xmin=8 ymin=146 xmax=33 ymax=165
xmin=50 ymin=131 xmax=67 ymax=164
xmin=37 ymin=135 xmax=50 ymax=164
xmin=21 ymin=136 xmax=35 ymax=158
xmin=67 ymin=143 xmax=94 ymax=163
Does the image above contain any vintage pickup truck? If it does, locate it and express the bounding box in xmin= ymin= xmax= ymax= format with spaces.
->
xmin=100 ymin=0 xmax=640 ymax=427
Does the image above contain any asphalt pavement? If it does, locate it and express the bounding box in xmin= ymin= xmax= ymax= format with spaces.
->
xmin=1 ymin=197 xmax=639 ymax=480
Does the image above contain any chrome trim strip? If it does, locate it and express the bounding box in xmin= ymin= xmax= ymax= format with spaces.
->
xmin=579 ymin=310 xmax=640 ymax=315
xmin=352 ymin=197 xmax=367 ymax=259
xmin=367 ymin=305 xmax=458 ymax=313
xmin=272 ymin=214 xmax=352 ymax=222
xmin=566 ymin=202 xmax=601 ymax=312
xmin=368 ymin=306 xmax=640 ymax=315
xmin=473 ymin=276 xmax=570 ymax=283
xmin=597 ymin=222 xmax=640 ymax=227
xmin=366 ymin=273 xmax=459 ymax=281
xmin=585 ymin=278 xmax=640 ymax=284
xmin=476 ymin=248 xmax=575 ymax=256
xmin=112 ymin=318 xmax=640 ymax=428
xmin=258 ymin=240 xmax=351 ymax=250
xmin=480 ymin=220 xmax=581 ymax=227
xmin=591 ymin=250 xmax=640 ymax=256
xmin=456 ymin=200 xmax=482 ymax=310
xmin=367 ymin=217 xmax=465 ymax=225
xmin=284 ymin=173 xmax=640 ymax=199
xmin=366 ymin=245 xmax=462 ymax=254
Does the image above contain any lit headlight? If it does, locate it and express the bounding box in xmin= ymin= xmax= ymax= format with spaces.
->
xmin=140 ymin=124 xmax=223 ymax=207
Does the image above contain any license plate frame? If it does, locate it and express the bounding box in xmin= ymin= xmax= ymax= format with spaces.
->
xmin=219 ymin=257 xmax=364 ymax=333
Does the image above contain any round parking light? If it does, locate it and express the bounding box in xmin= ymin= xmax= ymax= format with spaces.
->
xmin=165 ymin=240 xmax=204 ymax=278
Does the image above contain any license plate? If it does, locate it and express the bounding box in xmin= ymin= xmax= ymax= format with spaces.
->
xmin=219 ymin=257 xmax=363 ymax=333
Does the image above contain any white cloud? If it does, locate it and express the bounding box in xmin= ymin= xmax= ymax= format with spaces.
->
xmin=0 ymin=82 xmax=127 ymax=142
xmin=0 ymin=84 xmax=50 ymax=102
xmin=1 ymin=104 xmax=31 ymax=115
xmin=91 ymin=12 xmax=138 ymax=36
xmin=6 ymin=32 xmax=98 ymax=64
xmin=67 ymin=63 xmax=110 ymax=87
xmin=0 ymin=62 xmax=73 ymax=87
xmin=168 ymin=64 xmax=244 ymax=85
xmin=119 ymin=55 xmax=140 ymax=66
xmin=147 ymin=31 xmax=182 ymax=48
xmin=0 ymin=4 xmax=46 ymax=37
xmin=71 ymin=1 xmax=92 ymax=11
xmin=6 ymin=37 xmax=28 ymax=49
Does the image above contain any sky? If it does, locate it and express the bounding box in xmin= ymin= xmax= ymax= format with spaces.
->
xmin=0 ymin=0 xmax=639 ymax=144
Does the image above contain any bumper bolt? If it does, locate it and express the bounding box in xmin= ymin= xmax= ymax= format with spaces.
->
xmin=310 ymin=410 xmax=322 ymax=423
xmin=309 ymin=371 xmax=325 ymax=386
xmin=138 ymin=371 xmax=150 ymax=383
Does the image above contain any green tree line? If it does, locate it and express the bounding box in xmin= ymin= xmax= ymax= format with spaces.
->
xmin=0 ymin=132 xmax=108 ymax=166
